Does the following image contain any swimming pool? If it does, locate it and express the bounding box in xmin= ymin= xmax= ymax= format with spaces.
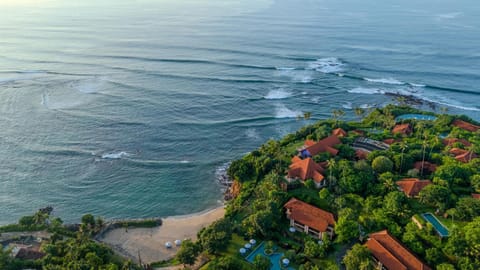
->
xmin=245 ymin=242 xmax=294 ymax=270
xmin=395 ymin=114 xmax=437 ymax=122
xmin=422 ymin=213 xmax=449 ymax=237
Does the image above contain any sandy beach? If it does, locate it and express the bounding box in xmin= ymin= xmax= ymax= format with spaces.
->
xmin=99 ymin=206 xmax=226 ymax=263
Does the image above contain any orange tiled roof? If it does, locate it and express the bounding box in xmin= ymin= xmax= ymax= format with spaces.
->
xmin=455 ymin=151 xmax=477 ymax=163
xmin=291 ymin=156 xmax=302 ymax=163
xmin=449 ymin=148 xmax=468 ymax=156
xmin=304 ymin=135 xmax=341 ymax=156
xmin=392 ymin=124 xmax=412 ymax=135
xmin=332 ymin=128 xmax=347 ymax=137
xmin=288 ymin=157 xmax=325 ymax=183
xmin=355 ymin=149 xmax=368 ymax=160
xmin=284 ymin=198 xmax=335 ymax=232
xmin=442 ymin=138 xmax=471 ymax=147
xmin=452 ymin=119 xmax=480 ymax=132
xmin=413 ymin=161 xmax=437 ymax=173
xmin=304 ymin=140 xmax=316 ymax=147
xmin=472 ymin=194 xmax=480 ymax=200
xmin=396 ymin=178 xmax=432 ymax=197
xmin=366 ymin=230 xmax=431 ymax=270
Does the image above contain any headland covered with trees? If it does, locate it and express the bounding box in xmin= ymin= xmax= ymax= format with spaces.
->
xmin=1 ymin=105 xmax=479 ymax=270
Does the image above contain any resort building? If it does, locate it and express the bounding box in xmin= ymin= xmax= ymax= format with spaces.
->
xmin=287 ymin=157 xmax=326 ymax=188
xmin=392 ymin=123 xmax=413 ymax=135
xmin=332 ymin=128 xmax=347 ymax=137
xmin=452 ymin=119 xmax=480 ymax=132
xmin=442 ymin=138 xmax=471 ymax=147
xmin=299 ymin=135 xmax=341 ymax=158
xmin=365 ymin=230 xmax=431 ymax=270
xmin=284 ymin=198 xmax=335 ymax=239
xmin=353 ymin=137 xmax=390 ymax=152
xmin=449 ymin=148 xmax=477 ymax=163
xmin=396 ymin=178 xmax=432 ymax=198
xmin=413 ymin=161 xmax=437 ymax=173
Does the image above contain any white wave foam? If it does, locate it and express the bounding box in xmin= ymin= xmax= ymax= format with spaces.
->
xmin=265 ymin=89 xmax=292 ymax=99
xmin=409 ymin=83 xmax=426 ymax=87
xmin=275 ymin=67 xmax=295 ymax=70
xmin=101 ymin=151 xmax=130 ymax=159
xmin=342 ymin=102 xmax=353 ymax=109
xmin=360 ymin=104 xmax=375 ymax=109
xmin=275 ymin=104 xmax=302 ymax=118
xmin=70 ymin=78 xmax=105 ymax=93
xmin=348 ymin=87 xmax=385 ymax=95
xmin=308 ymin=57 xmax=345 ymax=73
xmin=180 ymin=160 xmax=190 ymax=164
xmin=436 ymin=12 xmax=462 ymax=19
xmin=275 ymin=68 xmax=313 ymax=83
xmin=245 ymin=128 xmax=260 ymax=140
xmin=364 ymin=77 xmax=405 ymax=85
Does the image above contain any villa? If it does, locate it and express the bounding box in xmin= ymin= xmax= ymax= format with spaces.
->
xmin=413 ymin=161 xmax=437 ymax=173
xmin=365 ymin=230 xmax=431 ymax=270
xmin=287 ymin=157 xmax=326 ymax=188
xmin=284 ymin=198 xmax=335 ymax=240
xmin=332 ymin=128 xmax=347 ymax=137
xmin=449 ymin=148 xmax=477 ymax=163
xmin=452 ymin=119 xmax=480 ymax=132
xmin=392 ymin=123 xmax=413 ymax=135
xmin=299 ymin=135 xmax=341 ymax=158
xmin=396 ymin=178 xmax=432 ymax=198
xmin=442 ymin=138 xmax=471 ymax=147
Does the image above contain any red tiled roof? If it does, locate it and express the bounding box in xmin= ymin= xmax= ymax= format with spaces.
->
xmin=452 ymin=119 xmax=480 ymax=132
xmin=288 ymin=157 xmax=325 ymax=183
xmin=366 ymin=230 xmax=431 ymax=270
xmin=472 ymin=194 xmax=480 ymax=200
xmin=304 ymin=140 xmax=316 ymax=147
xmin=304 ymin=135 xmax=341 ymax=156
xmin=396 ymin=178 xmax=432 ymax=197
xmin=392 ymin=124 xmax=412 ymax=135
xmin=442 ymin=138 xmax=471 ymax=147
xmin=383 ymin=138 xmax=396 ymax=145
xmin=284 ymin=198 xmax=335 ymax=232
xmin=449 ymin=148 xmax=477 ymax=163
xmin=413 ymin=161 xmax=437 ymax=173
xmin=355 ymin=149 xmax=368 ymax=160
xmin=291 ymin=156 xmax=302 ymax=163
xmin=332 ymin=128 xmax=347 ymax=137
xmin=455 ymin=151 xmax=477 ymax=163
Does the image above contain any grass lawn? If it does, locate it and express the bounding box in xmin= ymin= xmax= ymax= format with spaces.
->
xmin=221 ymin=233 xmax=248 ymax=257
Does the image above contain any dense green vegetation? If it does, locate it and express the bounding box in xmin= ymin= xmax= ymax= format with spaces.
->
xmin=198 ymin=105 xmax=480 ymax=269
xmin=0 ymin=209 xmax=140 ymax=270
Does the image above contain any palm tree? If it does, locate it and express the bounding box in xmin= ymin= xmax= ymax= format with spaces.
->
xmin=326 ymin=158 xmax=337 ymax=187
xmin=384 ymin=178 xmax=396 ymax=192
xmin=354 ymin=107 xmax=366 ymax=120
xmin=420 ymin=138 xmax=428 ymax=177
xmin=399 ymin=142 xmax=408 ymax=173
xmin=331 ymin=109 xmax=345 ymax=127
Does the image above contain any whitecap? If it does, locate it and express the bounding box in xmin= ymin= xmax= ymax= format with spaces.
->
xmin=101 ymin=151 xmax=130 ymax=159
xmin=275 ymin=67 xmax=296 ymax=71
xmin=264 ymin=89 xmax=293 ymax=99
xmin=308 ymin=57 xmax=345 ymax=73
xmin=364 ymin=77 xmax=405 ymax=85
xmin=70 ymin=77 xmax=105 ymax=94
xmin=348 ymin=87 xmax=385 ymax=95
xmin=436 ymin=12 xmax=462 ymax=20
xmin=245 ymin=128 xmax=260 ymax=140
xmin=180 ymin=160 xmax=190 ymax=164
xmin=275 ymin=104 xmax=302 ymax=118
xmin=342 ymin=102 xmax=353 ymax=109
xmin=409 ymin=83 xmax=426 ymax=87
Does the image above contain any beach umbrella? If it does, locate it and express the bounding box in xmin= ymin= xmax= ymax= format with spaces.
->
xmin=249 ymin=239 xmax=256 ymax=245
xmin=239 ymin=248 xmax=246 ymax=254
xmin=282 ymin=258 xmax=290 ymax=266
xmin=289 ymin=227 xmax=296 ymax=233
xmin=175 ymin=240 xmax=182 ymax=246
xmin=245 ymin=243 xmax=252 ymax=249
xmin=165 ymin=242 xmax=172 ymax=248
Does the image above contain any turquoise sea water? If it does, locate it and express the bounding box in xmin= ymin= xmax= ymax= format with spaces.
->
xmin=1 ymin=0 xmax=479 ymax=224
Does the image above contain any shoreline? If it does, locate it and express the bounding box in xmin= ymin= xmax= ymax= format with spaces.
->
xmin=98 ymin=205 xmax=226 ymax=264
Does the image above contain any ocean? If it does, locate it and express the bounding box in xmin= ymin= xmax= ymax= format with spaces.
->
xmin=1 ymin=0 xmax=479 ymax=224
